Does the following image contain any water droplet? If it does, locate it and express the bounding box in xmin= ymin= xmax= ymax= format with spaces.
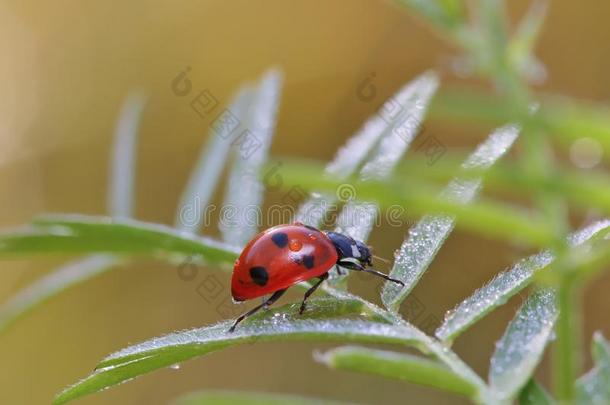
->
xmin=169 ymin=364 xmax=181 ymax=370
xmin=570 ymin=137 xmax=603 ymax=169
xmin=289 ymin=239 xmax=303 ymax=251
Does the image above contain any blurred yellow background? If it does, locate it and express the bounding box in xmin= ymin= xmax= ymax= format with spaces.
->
xmin=1 ymin=0 xmax=610 ymax=403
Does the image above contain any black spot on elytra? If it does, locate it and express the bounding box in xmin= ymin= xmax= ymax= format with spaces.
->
xmin=271 ymin=232 xmax=289 ymax=248
xmin=302 ymin=255 xmax=315 ymax=269
xmin=249 ymin=266 xmax=269 ymax=286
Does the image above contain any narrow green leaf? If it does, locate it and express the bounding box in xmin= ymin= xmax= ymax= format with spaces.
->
xmin=489 ymin=288 xmax=558 ymax=401
xmin=296 ymin=71 xmax=437 ymax=227
xmin=311 ymin=286 xmax=490 ymax=400
xmin=317 ymin=345 xmax=477 ymax=398
xmin=381 ymin=124 xmax=519 ymax=312
xmin=0 ymin=255 xmax=119 ymax=332
xmin=331 ymin=71 xmax=439 ymax=287
xmin=53 ymin=298 xmax=425 ymax=405
xmin=477 ymin=0 xmax=509 ymax=57
xmin=576 ymin=368 xmax=610 ymax=405
xmin=175 ymin=86 xmax=255 ymax=233
xmin=0 ymin=215 xmax=240 ymax=263
xmin=507 ymin=0 xmax=548 ymax=83
xmin=436 ymin=220 xmax=610 ymax=343
xmin=220 ymin=69 xmax=283 ymax=246
xmin=337 ymin=71 xmax=439 ymax=234
xmin=519 ymin=379 xmax=555 ymax=405
xmin=576 ymin=332 xmax=610 ymax=405
xmin=172 ymin=390 xmax=347 ymax=405
xmin=359 ymin=71 xmax=439 ymax=181
xmin=591 ymin=332 xmax=610 ymax=365
xmin=108 ymin=92 xmax=146 ymax=218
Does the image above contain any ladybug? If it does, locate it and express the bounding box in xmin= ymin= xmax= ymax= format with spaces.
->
xmin=229 ymin=222 xmax=404 ymax=332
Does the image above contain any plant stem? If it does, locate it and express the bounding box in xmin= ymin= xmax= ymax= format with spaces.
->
xmin=554 ymin=276 xmax=581 ymax=403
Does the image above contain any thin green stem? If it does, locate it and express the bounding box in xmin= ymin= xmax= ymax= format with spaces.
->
xmin=554 ymin=276 xmax=581 ymax=402
xmin=475 ymin=2 xmax=575 ymax=401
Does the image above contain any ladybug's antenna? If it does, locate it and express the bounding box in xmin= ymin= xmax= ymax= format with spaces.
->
xmin=372 ymin=254 xmax=391 ymax=265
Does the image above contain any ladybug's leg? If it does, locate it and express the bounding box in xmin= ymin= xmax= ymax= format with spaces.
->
xmin=299 ymin=273 xmax=329 ymax=315
xmin=339 ymin=261 xmax=405 ymax=286
xmin=229 ymin=289 xmax=286 ymax=333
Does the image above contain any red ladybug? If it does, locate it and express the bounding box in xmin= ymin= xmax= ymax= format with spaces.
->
xmin=229 ymin=222 xmax=404 ymax=332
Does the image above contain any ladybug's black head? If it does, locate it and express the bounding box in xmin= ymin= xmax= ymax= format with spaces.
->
xmin=326 ymin=231 xmax=373 ymax=267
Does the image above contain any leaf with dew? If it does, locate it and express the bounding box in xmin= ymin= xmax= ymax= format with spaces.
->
xmin=52 ymin=298 xmax=425 ymax=405
xmin=381 ymin=124 xmax=519 ymax=312
xmin=330 ymin=71 xmax=439 ymax=287
xmin=0 ymin=214 xmax=240 ymax=263
xmin=316 ymin=345 xmax=478 ymax=399
xmin=220 ymin=69 xmax=283 ymax=247
xmin=295 ymin=71 xmax=438 ymax=227
xmin=576 ymin=332 xmax=610 ymax=405
xmin=435 ymin=219 xmax=610 ymax=343
xmin=488 ymin=288 xmax=558 ymax=401
xmin=175 ymin=86 xmax=255 ymax=233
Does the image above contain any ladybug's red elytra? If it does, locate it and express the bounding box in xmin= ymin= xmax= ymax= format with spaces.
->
xmin=229 ymin=222 xmax=404 ymax=332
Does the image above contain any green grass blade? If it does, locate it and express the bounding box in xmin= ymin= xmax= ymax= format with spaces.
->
xmin=489 ymin=288 xmax=558 ymax=401
xmin=172 ymin=390 xmax=347 ymax=405
xmin=519 ymin=379 xmax=555 ymax=405
xmin=576 ymin=368 xmax=610 ymax=405
xmin=359 ymin=71 xmax=438 ymax=180
xmin=576 ymin=332 xmax=610 ymax=405
xmin=175 ymin=86 xmax=255 ymax=233
xmin=435 ymin=220 xmax=610 ymax=343
xmin=295 ymin=71 xmax=437 ymax=227
xmin=0 ymin=255 xmax=119 ymax=332
xmin=0 ymin=214 xmax=239 ymax=263
xmin=591 ymin=332 xmax=610 ymax=364
xmin=220 ymin=69 xmax=282 ymax=246
xmin=108 ymin=92 xmax=146 ymax=218
xmin=316 ymin=285 xmax=490 ymax=399
xmin=317 ymin=345 xmax=477 ymax=399
xmin=381 ymin=124 xmax=519 ymax=312
xmin=53 ymin=298 xmax=426 ymax=405
xmin=335 ymin=71 xmax=439 ymax=238
xmin=507 ymin=0 xmax=548 ymax=83
xmin=331 ymin=71 xmax=438 ymax=287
